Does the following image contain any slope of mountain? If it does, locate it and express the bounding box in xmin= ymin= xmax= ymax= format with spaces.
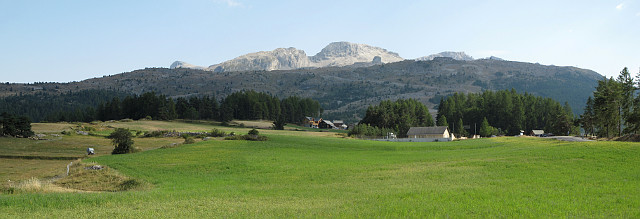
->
xmin=0 ymin=57 xmax=602 ymax=123
xmin=170 ymin=42 xmax=404 ymax=72
xmin=415 ymin=51 xmax=474 ymax=61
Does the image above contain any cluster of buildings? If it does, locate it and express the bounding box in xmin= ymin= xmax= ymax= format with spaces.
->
xmin=304 ymin=117 xmax=348 ymax=130
xmin=376 ymin=126 xmax=454 ymax=142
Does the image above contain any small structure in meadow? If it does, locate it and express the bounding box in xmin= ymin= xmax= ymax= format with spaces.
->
xmin=375 ymin=126 xmax=453 ymax=142
xmin=531 ymin=130 xmax=544 ymax=137
xmin=407 ymin=126 xmax=451 ymax=139
xmin=404 ymin=126 xmax=454 ymax=142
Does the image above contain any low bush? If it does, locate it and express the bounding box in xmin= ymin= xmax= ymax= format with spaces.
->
xmin=225 ymin=134 xmax=268 ymax=141
xmin=209 ymin=128 xmax=226 ymax=137
xmin=182 ymin=134 xmax=196 ymax=144
xmin=143 ymin=130 xmax=169 ymax=138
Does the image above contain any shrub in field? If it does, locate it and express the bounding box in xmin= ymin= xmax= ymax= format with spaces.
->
xmin=0 ymin=112 xmax=34 ymax=138
xmin=109 ymin=128 xmax=135 ymax=154
xmin=224 ymin=134 xmax=268 ymax=141
xmin=209 ymin=128 xmax=226 ymax=137
xmin=182 ymin=134 xmax=195 ymax=144
xmin=143 ymin=130 xmax=168 ymax=138
xmin=272 ymin=115 xmax=286 ymax=130
xmin=225 ymin=129 xmax=267 ymax=141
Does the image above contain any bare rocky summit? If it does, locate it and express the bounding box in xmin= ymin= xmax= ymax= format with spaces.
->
xmin=415 ymin=51 xmax=474 ymax=61
xmin=170 ymin=61 xmax=205 ymax=70
xmin=309 ymin=42 xmax=404 ymax=67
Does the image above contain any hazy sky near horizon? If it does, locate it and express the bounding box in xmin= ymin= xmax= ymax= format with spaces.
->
xmin=1 ymin=0 xmax=638 ymax=83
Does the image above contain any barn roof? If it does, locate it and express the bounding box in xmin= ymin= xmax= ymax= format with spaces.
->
xmin=531 ymin=130 xmax=544 ymax=135
xmin=406 ymin=126 xmax=448 ymax=135
xmin=320 ymin=120 xmax=336 ymax=128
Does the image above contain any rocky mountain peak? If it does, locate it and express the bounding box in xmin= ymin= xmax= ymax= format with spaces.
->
xmin=310 ymin=42 xmax=404 ymax=66
xmin=415 ymin=51 xmax=474 ymax=61
xmin=487 ymin=56 xmax=504 ymax=61
xmin=170 ymin=61 xmax=205 ymax=70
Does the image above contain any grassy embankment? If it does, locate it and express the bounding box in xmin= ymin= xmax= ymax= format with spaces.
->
xmin=1 ymin=120 xmax=640 ymax=217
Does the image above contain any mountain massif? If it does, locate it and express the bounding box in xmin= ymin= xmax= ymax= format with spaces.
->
xmin=171 ymin=42 xmax=404 ymax=72
xmin=0 ymin=42 xmax=602 ymax=123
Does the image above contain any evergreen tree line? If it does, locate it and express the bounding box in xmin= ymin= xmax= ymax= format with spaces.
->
xmin=580 ymin=67 xmax=640 ymax=138
xmin=97 ymin=90 xmax=322 ymax=123
xmin=0 ymin=90 xmax=129 ymax=122
xmin=0 ymin=112 xmax=33 ymax=137
xmin=436 ymin=89 xmax=577 ymax=137
xmin=355 ymin=99 xmax=435 ymax=137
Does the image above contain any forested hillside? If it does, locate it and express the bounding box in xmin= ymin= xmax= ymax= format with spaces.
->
xmin=0 ymin=58 xmax=602 ymax=123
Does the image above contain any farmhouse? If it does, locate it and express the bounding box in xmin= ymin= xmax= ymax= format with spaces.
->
xmin=406 ymin=126 xmax=453 ymax=141
xmin=304 ymin=117 xmax=318 ymax=128
xmin=332 ymin=120 xmax=347 ymax=129
xmin=318 ymin=120 xmax=337 ymax=129
xmin=304 ymin=117 xmax=347 ymax=129
xmin=531 ymin=130 xmax=544 ymax=137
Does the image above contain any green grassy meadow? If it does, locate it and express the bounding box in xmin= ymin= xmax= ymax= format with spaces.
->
xmin=2 ymin=121 xmax=640 ymax=217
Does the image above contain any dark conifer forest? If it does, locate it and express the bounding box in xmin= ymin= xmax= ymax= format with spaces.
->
xmin=353 ymin=89 xmax=577 ymax=138
xmin=0 ymin=90 xmax=322 ymax=124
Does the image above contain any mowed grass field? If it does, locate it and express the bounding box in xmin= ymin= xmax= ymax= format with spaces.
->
xmin=2 ymin=121 xmax=640 ymax=217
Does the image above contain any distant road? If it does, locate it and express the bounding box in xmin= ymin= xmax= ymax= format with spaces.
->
xmin=545 ymin=136 xmax=594 ymax=142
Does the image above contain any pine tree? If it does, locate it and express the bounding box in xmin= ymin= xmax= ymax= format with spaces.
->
xmin=580 ymin=97 xmax=595 ymax=136
xmin=479 ymin=117 xmax=492 ymax=137
xmin=437 ymin=115 xmax=448 ymax=127
xmin=456 ymin=118 xmax=467 ymax=137
xmin=618 ymin=67 xmax=635 ymax=134
xmin=593 ymin=77 xmax=622 ymax=138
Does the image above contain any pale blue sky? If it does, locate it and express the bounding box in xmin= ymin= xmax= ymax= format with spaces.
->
xmin=1 ymin=0 xmax=638 ymax=82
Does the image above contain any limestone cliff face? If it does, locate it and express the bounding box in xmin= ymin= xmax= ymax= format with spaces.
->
xmin=171 ymin=42 xmax=405 ymax=72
